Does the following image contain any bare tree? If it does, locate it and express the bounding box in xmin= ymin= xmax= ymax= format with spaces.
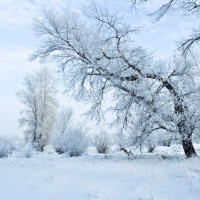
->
xmin=129 ymin=0 xmax=200 ymax=54
xmin=30 ymin=5 xmax=200 ymax=157
xmin=17 ymin=67 xmax=59 ymax=151
xmin=92 ymin=131 xmax=111 ymax=154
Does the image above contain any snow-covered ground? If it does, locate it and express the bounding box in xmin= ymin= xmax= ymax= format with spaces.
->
xmin=1 ymin=145 xmax=200 ymax=200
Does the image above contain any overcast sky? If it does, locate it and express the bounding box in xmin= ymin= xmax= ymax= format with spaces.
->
xmin=0 ymin=0 xmax=195 ymax=137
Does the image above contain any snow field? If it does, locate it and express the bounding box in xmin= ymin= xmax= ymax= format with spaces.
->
xmin=0 ymin=148 xmax=200 ymax=200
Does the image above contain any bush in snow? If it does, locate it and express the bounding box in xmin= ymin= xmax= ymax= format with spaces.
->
xmin=92 ymin=131 xmax=111 ymax=154
xmin=156 ymin=131 xmax=173 ymax=147
xmin=16 ymin=146 xmax=33 ymax=158
xmin=52 ymin=126 xmax=89 ymax=157
xmin=0 ymin=137 xmax=14 ymax=158
xmin=145 ymin=131 xmax=173 ymax=152
xmin=144 ymin=133 xmax=159 ymax=153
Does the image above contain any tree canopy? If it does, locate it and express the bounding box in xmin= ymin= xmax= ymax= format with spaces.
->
xmin=130 ymin=0 xmax=200 ymax=54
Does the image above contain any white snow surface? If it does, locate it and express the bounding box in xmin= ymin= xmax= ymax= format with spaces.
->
xmin=1 ymin=145 xmax=200 ymax=200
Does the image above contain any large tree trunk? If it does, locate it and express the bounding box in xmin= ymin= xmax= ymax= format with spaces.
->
xmin=163 ymin=82 xmax=197 ymax=158
xmin=177 ymin=115 xmax=197 ymax=158
xmin=182 ymin=137 xmax=196 ymax=158
xmin=174 ymin=97 xmax=197 ymax=158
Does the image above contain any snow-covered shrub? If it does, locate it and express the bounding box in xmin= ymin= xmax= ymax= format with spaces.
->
xmin=0 ymin=137 xmax=14 ymax=158
xmin=145 ymin=140 xmax=156 ymax=153
xmin=144 ymin=133 xmax=159 ymax=153
xmin=3 ymin=135 xmax=27 ymax=151
xmin=156 ymin=131 xmax=173 ymax=147
xmin=52 ymin=126 xmax=89 ymax=157
xmin=145 ymin=131 xmax=172 ymax=152
xmin=16 ymin=146 xmax=33 ymax=158
xmin=92 ymin=131 xmax=111 ymax=154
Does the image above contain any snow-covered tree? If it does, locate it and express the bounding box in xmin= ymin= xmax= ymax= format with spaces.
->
xmin=17 ymin=67 xmax=59 ymax=151
xmin=30 ymin=5 xmax=200 ymax=157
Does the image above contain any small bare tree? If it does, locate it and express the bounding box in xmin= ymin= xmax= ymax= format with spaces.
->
xmin=92 ymin=131 xmax=111 ymax=154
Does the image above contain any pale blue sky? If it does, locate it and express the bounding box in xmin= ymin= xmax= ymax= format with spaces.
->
xmin=0 ymin=0 xmax=195 ymax=136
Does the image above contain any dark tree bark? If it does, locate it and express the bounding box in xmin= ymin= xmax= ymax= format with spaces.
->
xmin=182 ymin=137 xmax=196 ymax=158
xmin=175 ymin=100 xmax=197 ymax=158
xmin=177 ymin=119 xmax=197 ymax=158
